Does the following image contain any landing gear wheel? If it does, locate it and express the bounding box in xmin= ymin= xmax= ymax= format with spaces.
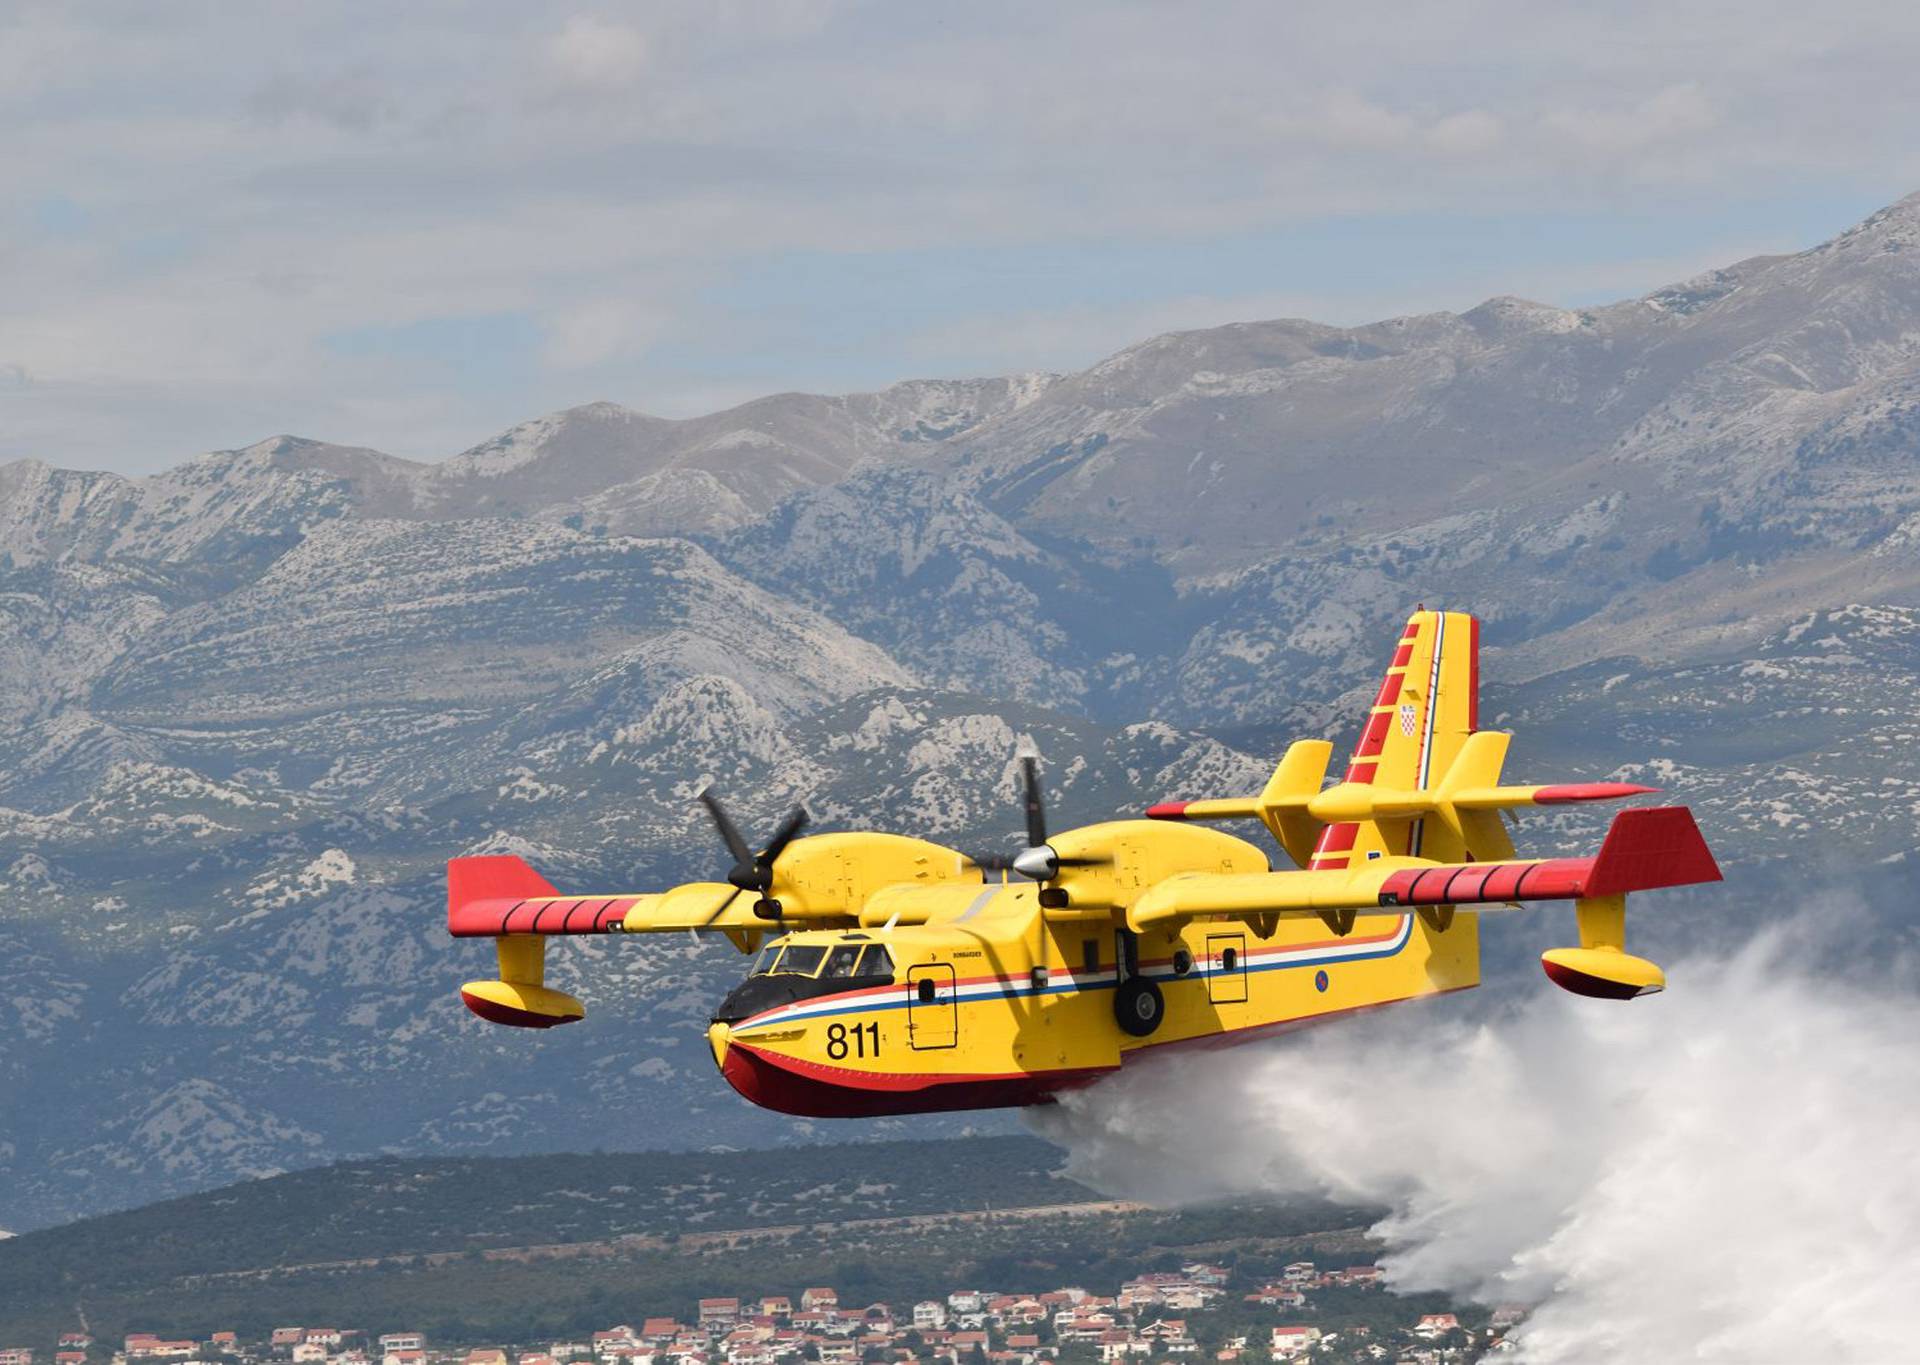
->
xmin=1114 ymin=977 xmax=1164 ymax=1037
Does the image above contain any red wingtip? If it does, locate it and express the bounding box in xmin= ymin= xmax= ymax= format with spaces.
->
xmin=1585 ymin=806 xmax=1721 ymax=898
xmin=448 ymin=854 xmax=559 ymax=936
xmin=1534 ymin=782 xmax=1662 ymax=804
xmin=1145 ymin=802 xmax=1190 ymax=820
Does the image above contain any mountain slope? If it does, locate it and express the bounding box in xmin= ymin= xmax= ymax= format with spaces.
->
xmin=8 ymin=191 xmax=1920 ymax=1230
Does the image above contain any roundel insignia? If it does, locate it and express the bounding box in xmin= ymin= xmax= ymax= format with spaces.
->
xmin=1314 ymin=969 xmax=1329 ymax=993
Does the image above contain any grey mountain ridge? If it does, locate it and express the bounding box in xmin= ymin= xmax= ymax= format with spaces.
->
xmin=5 ymin=193 xmax=1920 ymax=1228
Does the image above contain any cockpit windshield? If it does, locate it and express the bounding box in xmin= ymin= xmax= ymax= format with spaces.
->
xmin=748 ymin=940 xmax=894 ymax=980
xmin=774 ymin=944 xmax=828 ymax=977
xmin=713 ymin=939 xmax=900 ymax=1023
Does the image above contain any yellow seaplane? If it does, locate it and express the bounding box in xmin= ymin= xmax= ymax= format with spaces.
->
xmin=448 ymin=609 xmax=1720 ymax=1117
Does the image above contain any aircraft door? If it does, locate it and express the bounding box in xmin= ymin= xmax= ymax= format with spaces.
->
xmin=906 ymin=963 xmax=957 ymax=1050
xmin=1206 ymin=932 xmax=1248 ymax=1004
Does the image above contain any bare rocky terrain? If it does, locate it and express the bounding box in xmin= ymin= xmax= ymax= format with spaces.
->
xmin=5 ymin=193 xmax=1920 ymax=1231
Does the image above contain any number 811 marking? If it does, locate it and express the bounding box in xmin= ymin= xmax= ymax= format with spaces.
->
xmin=825 ymin=1021 xmax=881 ymax=1060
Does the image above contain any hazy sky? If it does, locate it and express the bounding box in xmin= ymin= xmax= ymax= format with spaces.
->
xmin=6 ymin=1 xmax=1920 ymax=474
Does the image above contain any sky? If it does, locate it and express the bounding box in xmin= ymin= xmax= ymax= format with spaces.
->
xmin=5 ymin=1 xmax=1920 ymax=475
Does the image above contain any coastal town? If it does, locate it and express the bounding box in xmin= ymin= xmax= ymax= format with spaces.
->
xmin=0 ymin=1260 xmax=1523 ymax=1365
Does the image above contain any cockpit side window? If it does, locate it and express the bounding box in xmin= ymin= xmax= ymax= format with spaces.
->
xmin=749 ymin=942 xmax=783 ymax=977
xmin=821 ymin=945 xmax=863 ymax=979
xmin=857 ymin=945 xmax=894 ymax=979
xmin=774 ymin=944 xmax=827 ymax=977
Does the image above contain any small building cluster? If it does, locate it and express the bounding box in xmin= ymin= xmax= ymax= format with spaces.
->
xmin=4 ymin=1259 xmax=1526 ymax=1365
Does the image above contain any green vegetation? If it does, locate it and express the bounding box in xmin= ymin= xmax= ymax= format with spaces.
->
xmin=0 ymin=1138 xmax=1385 ymax=1343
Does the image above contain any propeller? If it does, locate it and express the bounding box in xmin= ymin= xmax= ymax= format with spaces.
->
xmin=697 ymin=788 xmax=810 ymax=923
xmin=968 ymin=751 xmax=1104 ymax=901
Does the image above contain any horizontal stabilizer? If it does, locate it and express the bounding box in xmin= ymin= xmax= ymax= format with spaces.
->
xmin=1449 ymin=781 xmax=1660 ymax=808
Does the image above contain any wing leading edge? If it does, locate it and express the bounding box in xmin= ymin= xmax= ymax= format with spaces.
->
xmin=1128 ymin=805 xmax=1720 ymax=932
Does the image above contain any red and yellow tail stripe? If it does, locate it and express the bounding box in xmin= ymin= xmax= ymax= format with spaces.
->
xmin=1309 ymin=609 xmax=1477 ymax=869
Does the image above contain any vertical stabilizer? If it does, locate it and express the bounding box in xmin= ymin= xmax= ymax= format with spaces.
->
xmin=1308 ymin=609 xmax=1480 ymax=869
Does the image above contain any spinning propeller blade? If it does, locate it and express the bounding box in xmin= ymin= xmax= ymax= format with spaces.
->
xmin=698 ymin=788 xmax=756 ymax=882
xmin=965 ymin=749 xmax=1109 ymax=886
xmin=695 ymin=788 xmax=810 ymax=922
xmin=1020 ymin=753 xmax=1048 ymax=849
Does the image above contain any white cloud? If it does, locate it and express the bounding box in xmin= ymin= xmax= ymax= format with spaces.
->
xmin=539 ymin=296 xmax=665 ymax=369
xmin=3 ymin=3 xmax=1919 ymax=471
xmin=1545 ymin=82 xmax=1720 ymax=157
xmin=546 ymin=14 xmax=650 ymax=90
xmin=1033 ymin=904 xmax=1920 ymax=1363
xmin=1426 ymin=108 xmax=1504 ymax=156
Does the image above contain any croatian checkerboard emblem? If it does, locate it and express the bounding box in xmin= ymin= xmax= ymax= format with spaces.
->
xmin=1399 ymin=703 xmax=1418 ymax=736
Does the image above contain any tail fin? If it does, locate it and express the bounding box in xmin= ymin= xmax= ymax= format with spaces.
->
xmin=1309 ymin=609 xmax=1478 ymax=869
xmin=1144 ymin=739 xmax=1331 ymax=867
xmin=1146 ymin=609 xmax=1670 ymax=889
xmin=1435 ymin=730 xmax=1518 ymax=862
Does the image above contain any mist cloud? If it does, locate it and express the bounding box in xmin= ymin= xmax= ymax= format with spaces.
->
xmin=1033 ymin=911 xmax=1920 ymax=1362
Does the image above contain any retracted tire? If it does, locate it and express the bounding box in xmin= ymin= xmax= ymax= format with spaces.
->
xmin=1114 ymin=976 xmax=1164 ymax=1037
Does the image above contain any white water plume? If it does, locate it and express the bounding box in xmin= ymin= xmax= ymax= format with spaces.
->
xmin=1032 ymin=910 xmax=1920 ymax=1362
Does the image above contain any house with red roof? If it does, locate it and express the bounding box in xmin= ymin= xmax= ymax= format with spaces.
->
xmin=1414 ymin=1314 xmax=1460 ymax=1339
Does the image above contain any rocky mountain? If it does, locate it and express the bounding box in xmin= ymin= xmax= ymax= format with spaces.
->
xmin=6 ymin=192 xmax=1920 ymax=1231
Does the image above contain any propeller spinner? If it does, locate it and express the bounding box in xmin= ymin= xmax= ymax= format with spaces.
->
xmin=971 ymin=752 xmax=1103 ymax=903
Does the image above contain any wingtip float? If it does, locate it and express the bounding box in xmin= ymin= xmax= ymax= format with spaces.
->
xmin=447 ymin=608 xmax=1721 ymax=1117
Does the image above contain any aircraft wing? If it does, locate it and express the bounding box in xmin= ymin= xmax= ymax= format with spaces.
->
xmin=446 ymin=857 xmax=850 ymax=940
xmin=445 ymin=854 xmax=862 ymax=1029
xmin=1128 ymin=805 xmax=1719 ymax=931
